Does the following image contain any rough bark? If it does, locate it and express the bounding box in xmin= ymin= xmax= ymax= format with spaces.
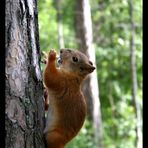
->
xmin=5 ymin=0 xmax=45 ymax=147
xmin=75 ymin=0 xmax=103 ymax=147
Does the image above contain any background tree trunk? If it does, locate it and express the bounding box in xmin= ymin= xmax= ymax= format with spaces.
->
xmin=54 ymin=0 xmax=65 ymax=49
xmin=5 ymin=0 xmax=45 ymax=147
xmin=75 ymin=0 xmax=103 ymax=147
xmin=129 ymin=0 xmax=142 ymax=147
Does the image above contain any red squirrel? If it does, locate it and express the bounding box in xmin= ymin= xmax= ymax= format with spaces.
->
xmin=43 ymin=49 xmax=95 ymax=148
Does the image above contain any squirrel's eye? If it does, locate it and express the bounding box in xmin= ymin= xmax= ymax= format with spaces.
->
xmin=72 ymin=56 xmax=78 ymax=62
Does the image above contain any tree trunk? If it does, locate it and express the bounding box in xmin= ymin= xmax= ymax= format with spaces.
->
xmin=129 ymin=0 xmax=142 ymax=147
xmin=54 ymin=0 xmax=65 ymax=49
xmin=75 ymin=0 xmax=103 ymax=147
xmin=5 ymin=0 xmax=45 ymax=147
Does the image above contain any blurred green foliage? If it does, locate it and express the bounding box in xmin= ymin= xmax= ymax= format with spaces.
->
xmin=38 ymin=0 xmax=142 ymax=147
xmin=38 ymin=0 xmax=77 ymax=51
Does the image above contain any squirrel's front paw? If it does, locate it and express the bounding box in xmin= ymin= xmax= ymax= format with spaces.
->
xmin=48 ymin=49 xmax=56 ymax=61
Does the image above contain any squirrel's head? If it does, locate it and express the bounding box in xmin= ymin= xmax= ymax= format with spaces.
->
xmin=58 ymin=48 xmax=95 ymax=78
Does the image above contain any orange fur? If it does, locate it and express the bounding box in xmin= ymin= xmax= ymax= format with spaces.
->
xmin=43 ymin=49 xmax=95 ymax=148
